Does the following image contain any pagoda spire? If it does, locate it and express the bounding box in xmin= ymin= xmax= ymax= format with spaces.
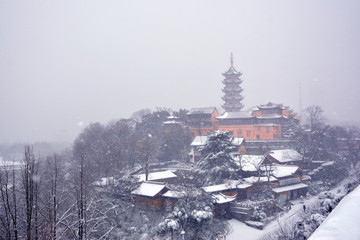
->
xmin=230 ymin=52 xmax=234 ymax=67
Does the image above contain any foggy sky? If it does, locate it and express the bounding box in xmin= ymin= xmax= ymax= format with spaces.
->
xmin=1 ymin=0 xmax=360 ymax=144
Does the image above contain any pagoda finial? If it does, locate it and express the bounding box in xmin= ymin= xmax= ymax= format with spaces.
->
xmin=230 ymin=52 xmax=234 ymax=67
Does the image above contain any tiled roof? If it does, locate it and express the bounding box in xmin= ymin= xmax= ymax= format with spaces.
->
xmin=135 ymin=170 xmax=177 ymax=182
xmin=272 ymin=183 xmax=308 ymax=193
xmin=188 ymin=107 xmax=217 ymax=115
xmin=131 ymin=181 xmax=167 ymax=197
xmin=223 ymin=66 xmax=241 ymax=75
xmin=217 ymin=111 xmax=254 ymax=119
xmin=269 ymin=149 xmax=303 ymax=163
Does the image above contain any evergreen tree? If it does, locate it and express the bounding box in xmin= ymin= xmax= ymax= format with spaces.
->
xmin=196 ymin=131 xmax=238 ymax=185
xmin=282 ymin=114 xmax=300 ymax=138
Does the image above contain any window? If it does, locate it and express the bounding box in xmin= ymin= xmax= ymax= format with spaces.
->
xmin=257 ymin=127 xmax=261 ymax=131
xmin=256 ymin=135 xmax=260 ymax=140
xmin=237 ymin=129 xmax=242 ymax=135
xmin=266 ymin=127 xmax=270 ymax=133
xmin=246 ymin=130 xmax=251 ymax=136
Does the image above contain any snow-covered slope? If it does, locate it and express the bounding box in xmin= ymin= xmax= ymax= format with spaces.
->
xmin=308 ymin=185 xmax=360 ymax=240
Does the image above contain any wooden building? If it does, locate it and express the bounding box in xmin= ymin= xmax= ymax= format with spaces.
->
xmin=131 ymin=181 xmax=169 ymax=208
xmin=202 ymin=180 xmax=252 ymax=201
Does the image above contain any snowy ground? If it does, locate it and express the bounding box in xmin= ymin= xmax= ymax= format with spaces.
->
xmin=227 ymin=183 xmax=347 ymax=240
xmin=228 ymin=198 xmax=312 ymax=240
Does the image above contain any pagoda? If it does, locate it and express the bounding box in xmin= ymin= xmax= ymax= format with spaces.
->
xmin=221 ymin=53 xmax=244 ymax=112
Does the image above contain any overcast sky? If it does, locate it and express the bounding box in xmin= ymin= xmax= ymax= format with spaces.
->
xmin=1 ymin=0 xmax=360 ymax=144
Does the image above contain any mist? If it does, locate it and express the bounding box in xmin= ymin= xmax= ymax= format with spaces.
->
xmin=1 ymin=0 xmax=360 ymax=143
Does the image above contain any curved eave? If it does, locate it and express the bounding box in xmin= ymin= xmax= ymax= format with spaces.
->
xmin=222 ymin=72 xmax=242 ymax=77
xmin=222 ymin=96 xmax=243 ymax=100
xmin=222 ymin=79 xmax=242 ymax=84
xmin=222 ymin=88 xmax=243 ymax=92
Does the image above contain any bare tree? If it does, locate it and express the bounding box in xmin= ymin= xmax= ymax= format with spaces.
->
xmin=0 ymin=164 xmax=19 ymax=240
xmin=22 ymin=146 xmax=39 ymax=240
xmin=41 ymin=154 xmax=62 ymax=240
xmin=342 ymin=126 xmax=360 ymax=171
xmin=131 ymin=108 xmax=152 ymax=123
xmin=136 ymin=134 xmax=157 ymax=181
xmin=304 ymin=105 xmax=325 ymax=131
xmin=76 ymin=151 xmax=87 ymax=240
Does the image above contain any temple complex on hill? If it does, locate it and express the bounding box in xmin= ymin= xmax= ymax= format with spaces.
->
xmin=187 ymin=54 xmax=299 ymax=140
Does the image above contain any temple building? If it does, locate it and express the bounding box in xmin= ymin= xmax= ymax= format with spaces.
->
xmin=217 ymin=102 xmax=298 ymax=140
xmin=186 ymin=54 xmax=299 ymax=140
xmin=187 ymin=107 xmax=219 ymax=137
xmin=222 ymin=53 xmax=244 ymax=112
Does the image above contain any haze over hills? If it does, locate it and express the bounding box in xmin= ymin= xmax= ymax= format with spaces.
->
xmin=1 ymin=0 xmax=360 ymax=144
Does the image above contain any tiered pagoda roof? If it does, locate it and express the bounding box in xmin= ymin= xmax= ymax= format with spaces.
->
xmin=221 ymin=53 xmax=244 ymax=112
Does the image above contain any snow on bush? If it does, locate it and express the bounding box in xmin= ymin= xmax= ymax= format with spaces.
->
xmin=251 ymin=206 xmax=267 ymax=222
xmin=310 ymin=213 xmax=325 ymax=226
xmin=191 ymin=207 xmax=213 ymax=223
xmin=245 ymin=220 xmax=264 ymax=230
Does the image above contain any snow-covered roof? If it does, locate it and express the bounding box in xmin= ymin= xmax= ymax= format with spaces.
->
xmin=232 ymin=137 xmax=244 ymax=146
xmin=162 ymin=190 xmax=185 ymax=199
xmin=191 ymin=136 xmax=243 ymax=147
xmin=302 ymin=175 xmax=311 ymax=181
xmin=167 ymin=115 xmax=179 ymax=120
xmin=163 ymin=120 xmax=181 ymax=125
xmin=226 ymin=180 xmax=252 ymax=189
xmin=190 ymin=136 xmax=209 ymax=146
xmin=234 ymin=155 xmax=264 ymax=172
xmin=188 ymin=107 xmax=216 ymax=115
xmin=0 ymin=160 xmax=23 ymax=167
xmin=257 ymin=102 xmax=285 ymax=109
xmin=243 ymin=176 xmax=277 ymax=184
xmin=272 ymin=183 xmax=308 ymax=193
xmin=253 ymin=124 xmax=279 ymax=127
xmin=236 ymin=183 xmax=253 ymax=189
xmin=202 ymin=180 xmax=251 ymax=193
xmin=135 ymin=170 xmax=177 ymax=182
xmin=202 ymin=182 xmax=237 ymax=193
xmin=217 ymin=111 xmax=253 ymax=119
xmin=131 ymin=181 xmax=167 ymax=197
xmin=223 ymin=65 xmax=241 ymax=75
xmin=267 ymin=165 xmax=300 ymax=178
xmin=269 ymin=149 xmax=302 ymax=163
xmin=321 ymin=161 xmax=334 ymax=167
xmin=212 ymin=193 xmax=237 ymax=204
xmin=93 ymin=177 xmax=115 ymax=187
xmin=308 ymin=185 xmax=360 ymax=240
xmin=256 ymin=115 xmax=285 ymax=119
xmin=0 ymin=159 xmax=23 ymax=170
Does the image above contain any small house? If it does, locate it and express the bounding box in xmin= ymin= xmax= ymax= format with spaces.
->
xmin=202 ymin=180 xmax=252 ymax=201
xmin=267 ymin=149 xmax=303 ymax=165
xmin=212 ymin=193 xmax=237 ymax=218
xmin=267 ymin=165 xmax=307 ymax=205
xmin=131 ymin=181 xmax=169 ymax=208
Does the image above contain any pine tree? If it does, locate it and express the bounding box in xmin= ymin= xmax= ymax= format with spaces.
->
xmin=196 ymin=131 xmax=238 ymax=185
